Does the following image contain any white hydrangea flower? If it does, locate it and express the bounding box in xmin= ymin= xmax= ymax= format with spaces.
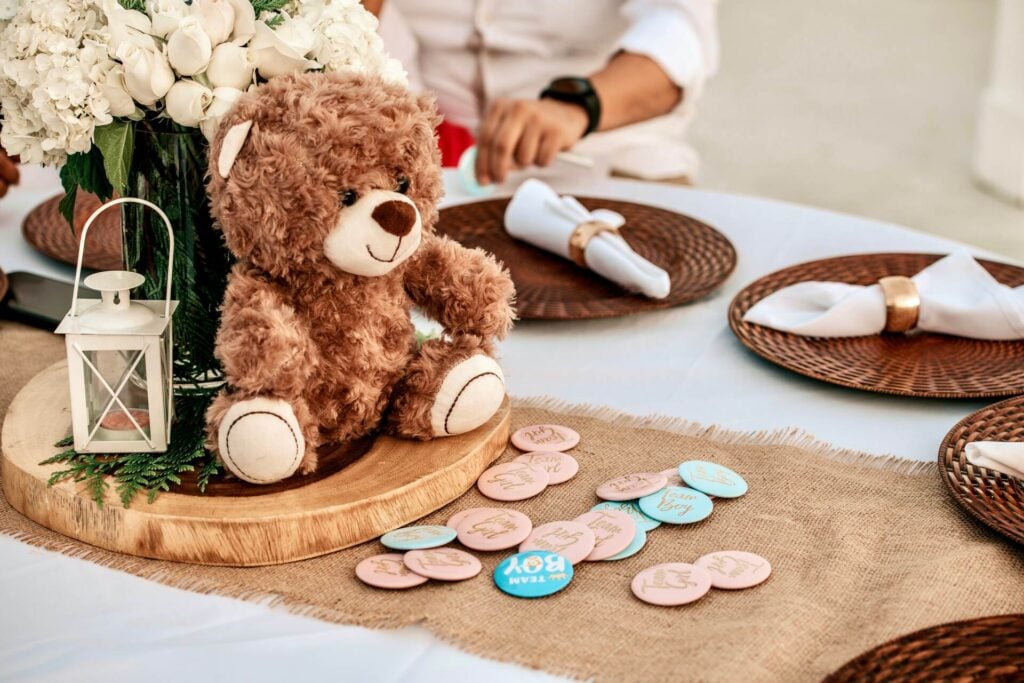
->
xmin=0 ymin=0 xmax=19 ymax=22
xmin=0 ymin=0 xmax=118 ymax=165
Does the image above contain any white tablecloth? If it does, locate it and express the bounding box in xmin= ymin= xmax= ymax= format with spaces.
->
xmin=0 ymin=166 xmax=1005 ymax=682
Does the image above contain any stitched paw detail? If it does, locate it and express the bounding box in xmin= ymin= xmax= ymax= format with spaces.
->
xmin=217 ymin=397 xmax=305 ymax=484
xmin=429 ymin=355 xmax=505 ymax=437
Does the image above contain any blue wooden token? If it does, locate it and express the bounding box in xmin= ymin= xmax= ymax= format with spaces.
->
xmin=677 ymin=460 xmax=748 ymax=498
xmin=603 ymin=524 xmax=647 ymax=561
xmin=380 ymin=525 xmax=456 ymax=550
xmin=638 ymin=486 xmax=714 ymax=524
xmin=456 ymin=146 xmax=496 ymax=197
xmin=591 ymin=500 xmax=661 ymax=531
xmin=494 ymin=551 xmax=574 ymax=598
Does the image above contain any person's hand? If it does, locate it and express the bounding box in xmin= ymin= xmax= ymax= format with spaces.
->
xmin=475 ymin=98 xmax=588 ymax=185
xmin=0 ymin=148 xmax=19 ymax=199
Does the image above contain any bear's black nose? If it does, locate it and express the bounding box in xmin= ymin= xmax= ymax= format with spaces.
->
xmin=372 ymin=200 xmax=417 ymax=237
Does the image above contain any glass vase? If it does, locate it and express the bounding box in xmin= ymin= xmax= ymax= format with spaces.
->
xmin=121 ymin=128 xmax=232 ymax=388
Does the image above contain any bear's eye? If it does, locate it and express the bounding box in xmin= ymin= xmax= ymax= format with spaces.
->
xmin=339 ymin=189 xmax=358 ymax=207
xmin=395 ymin=175 xmax=410 ymax=194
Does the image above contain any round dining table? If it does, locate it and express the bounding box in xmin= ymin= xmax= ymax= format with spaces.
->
xmin=0 ymin=165 xmax=1006 ymax=682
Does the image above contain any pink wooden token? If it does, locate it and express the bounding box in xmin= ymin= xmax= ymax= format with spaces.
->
xmin=446 ymin=507 xmax=504 ymax=529
xmin=456 ymin=509 xmax=533 ymax=551
xmin=518 ymin=520 xmax=596 ymax=565
xmin=477 ymin=462 xmax=550 ymax=501
xmin=659 ymin=468 xmax=684 ymax=487
xmin=631 ymin=563 xmax=713 ymax=606
xmin=513 ymin=451 xmax=579 ymax=485
xmin=511 ymin=424 xmax=580 ymax=452
xmin=596 ymin=472 xmax=668 ymax=502
xmin=403 ymin=547 xmax=482 ymax=582
xmin=355 ymin=553 xmax=429 ymax=589
xmin=695 ymin=551 xmax=772 ymax=590
xmin=573 ymin=509 xmax=637 ymax=561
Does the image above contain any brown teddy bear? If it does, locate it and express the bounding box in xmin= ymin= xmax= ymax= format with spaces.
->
xmin=204 ymin=71 xmax=515 ymax=484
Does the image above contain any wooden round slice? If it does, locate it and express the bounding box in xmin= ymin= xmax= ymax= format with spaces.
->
xmin=729 ymin=253 xmax=1024 ymax=398
xmin=0 ymin=361 xmax=510 ymax=566
xmin=22 ymin=193 xmax=123 ymax=271
xmin=437 ymin=197 xmax=736 ymax=320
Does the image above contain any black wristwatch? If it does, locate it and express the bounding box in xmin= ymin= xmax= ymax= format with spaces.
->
xmin=540 ymin=77 xmax=601 ymax=136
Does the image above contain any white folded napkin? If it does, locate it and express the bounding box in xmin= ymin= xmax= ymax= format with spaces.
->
xmin=504 ymin=178 xmax=671 ymax=299
xmin=742 ymin=251 xmax=1024 ymax=339
xmin=965 ymin=441 xmax=1024 ymax=480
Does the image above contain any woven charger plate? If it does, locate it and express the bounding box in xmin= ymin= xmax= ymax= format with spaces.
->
xmin=22 ymin=193 xmax=122 ymax=271
xmin=826 ymin=614 xmax=1024 ymax=682
xmin=938 ymin=395 xmax=1024 ymax=544
xmin=436 ymin=197 xmax=736 ymax=319
xmin=729 ymin=253 xmax=1024 ymax=398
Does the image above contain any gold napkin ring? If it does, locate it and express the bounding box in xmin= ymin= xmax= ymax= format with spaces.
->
xmin=568 ymin=220 xmax=619 ymax=267
xmin=878 ymin=275 xmax=920 ymax=333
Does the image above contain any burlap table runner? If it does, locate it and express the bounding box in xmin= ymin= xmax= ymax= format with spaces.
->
xmin=2 ymin=321 xmax=1022 ymax=682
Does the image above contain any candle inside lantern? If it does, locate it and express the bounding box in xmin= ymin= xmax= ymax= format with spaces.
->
xmin=96 ymin=409 xmax=151 ymax=440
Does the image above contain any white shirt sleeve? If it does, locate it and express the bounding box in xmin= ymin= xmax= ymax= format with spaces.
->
xmin=616 ymin=0 xmax=719 ymax=98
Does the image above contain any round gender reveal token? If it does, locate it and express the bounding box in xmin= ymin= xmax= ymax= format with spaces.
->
xmin=678 ymin=461 xmax=748 ymax=498
xmin=477 ymin=462 xmax=549 ymax=501
xmin=659 ymin=468 xmax=684 ymax=487
xmin=446 ymin=507 xmax=503 ymax=530
xmin=604 ymin=524 xmax=647 ymax=561
xmin=695 ymin=551 xmax=771 ymax=590
xmin=511 ymin=424 xmax=580 ymax=452
xmin=494 ymin=551 xmax=574 ymax=598
xmin=574 ymin=509 xmax=637 ymax=561
xmin=513 ymin=451 xmax=579 ymax=484
xmin=356 ymin=553 xmax=429 ymax=589
xmin=638 ymin=486 xmax=714 ymax=525
xmin=403 ymin=547 xmax=482 ymax=581
xmin=519 ymin=520 xmax=596 ymax=564
xmin=380 ymin=524 xmax=456 ymax=550
xmin=596 ymin=472 xmax=667 ymax=501
xmin=631 ymin=563 xmax=712 ymax=606
xmin=591 ymin=500 xmax=661 ymax=531
xmin=457 ymin=509 xmax=533 ymax=551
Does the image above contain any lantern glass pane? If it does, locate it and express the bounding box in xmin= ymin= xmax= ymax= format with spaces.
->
xmin=81 ymin=348 xmax=152 ymax=442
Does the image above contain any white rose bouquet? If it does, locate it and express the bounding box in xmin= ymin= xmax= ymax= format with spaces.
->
xmin=0 ymin=0 xmax=405 ymax=221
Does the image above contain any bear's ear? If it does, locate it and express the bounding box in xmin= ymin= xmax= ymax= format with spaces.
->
xmin=217 ymin=120 xmax=254 ymax=179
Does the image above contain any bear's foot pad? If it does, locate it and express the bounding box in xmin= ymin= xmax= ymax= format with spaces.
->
xmin=2 ymin=362 xmax=510 ymax=566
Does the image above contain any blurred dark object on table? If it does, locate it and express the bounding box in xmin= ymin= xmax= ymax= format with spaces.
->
xmin=0 ymin=147 xmax=18 ymax=198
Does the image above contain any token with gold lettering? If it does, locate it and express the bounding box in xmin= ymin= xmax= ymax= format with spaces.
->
xmin=596 ymin=472 xmax=668 ymax=501
xmin=678 ymin=461 xmax=748 ymax=498
xmin=477 ymin=461 xmax=550 ymax=501
xmin=631 ymin=562 xmax=713 ymax=606
xmin=356 ymin=553 xmax=429 ymax=589
xmin=511 ymin=424 xmax=580 ymax=452
xmin=519 ymin=520 xmax=596 ymax=564
xmin=695 ymin=551 xmax=771 ymax=589
xmin=457 ymin=509 xmax=533 ymax=551
xmin=494 ymin=551 xmax=574 ymax=598
xmin=513 ymin=451 xmax=579 ymax=484
xmin=573 ymin=509 xmax=637 ymax=561
xmin=659 ymin=468 xmax=684 ymax=487
xmin=638 ymin=486 xmax=714 ymax=525
xmin=403 ymin=547 xmax=482 ymax=581
xmin=591 ymin=500 xmax=661 ymax=531
xmin=446 ymin=507 xmax=505 ymax=529
xmin=380 ymin=524 xmax=457 ymax=550
xmin=603 ymin=524 xmax=646 ymax=561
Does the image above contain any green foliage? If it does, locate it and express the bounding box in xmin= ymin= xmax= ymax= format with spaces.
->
xmin=93 ymin=121 xmax=134 ymax=195
xmin=58 ymin=148 xmax=114 ymax=229
xmin=42 ymin=392 xmax=221 ymax=507
xmin=118 ymin=0 xmax=146 ymax=11
xmin=251 ymin=0 xmax=290 ymax=15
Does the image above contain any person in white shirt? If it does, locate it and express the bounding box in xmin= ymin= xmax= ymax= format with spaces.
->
xmin=366 ymin=0 xmax=719 ymax=184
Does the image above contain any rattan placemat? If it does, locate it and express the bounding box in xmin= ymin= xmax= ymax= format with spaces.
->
xmin=825 ymin=613 xmax=1024 ymax=682
xmin=437 ymin=197 xmax=736 ymax=320
xmin=729 ymin=253 xmax=1024 ymax=398
xmin=939 ymin=396 xmax=1024 ymax=544
xmin=22 ymin=193 xmax=122 ymax=271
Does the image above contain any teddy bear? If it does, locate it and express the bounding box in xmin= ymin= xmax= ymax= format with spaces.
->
xmin=204 ymin=71 xmax=516 ymax=484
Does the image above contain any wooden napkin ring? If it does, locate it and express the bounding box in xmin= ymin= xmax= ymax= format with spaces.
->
xmin=878 ymin=275 xmax=920 ymax=333
xmin=568 ymin=220 xmax=620 ymax=267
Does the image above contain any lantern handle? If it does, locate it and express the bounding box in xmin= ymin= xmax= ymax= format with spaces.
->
xmin=71 ymin=197 xmax=175 ymax=319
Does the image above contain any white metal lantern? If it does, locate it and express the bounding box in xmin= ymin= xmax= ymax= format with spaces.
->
xmin=55 ymin=198 xmax=178 ymax=454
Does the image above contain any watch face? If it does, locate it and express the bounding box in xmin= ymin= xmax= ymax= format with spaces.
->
xmin=549 ymin=77 xmax=591 ymax=96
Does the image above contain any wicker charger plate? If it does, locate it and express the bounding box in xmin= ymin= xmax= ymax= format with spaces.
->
xmin=729 ymin=253 xmax=1024 ymax=398
xmin=22 ymin=193 xmax=122 ymax=271
xmin=938 ymin=395 xmax=1024 ymax=544
xmin=825 ymin=613 xmax=1024 ymax=682
xmin=436 ymin=197 xmax=736 ymax=319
